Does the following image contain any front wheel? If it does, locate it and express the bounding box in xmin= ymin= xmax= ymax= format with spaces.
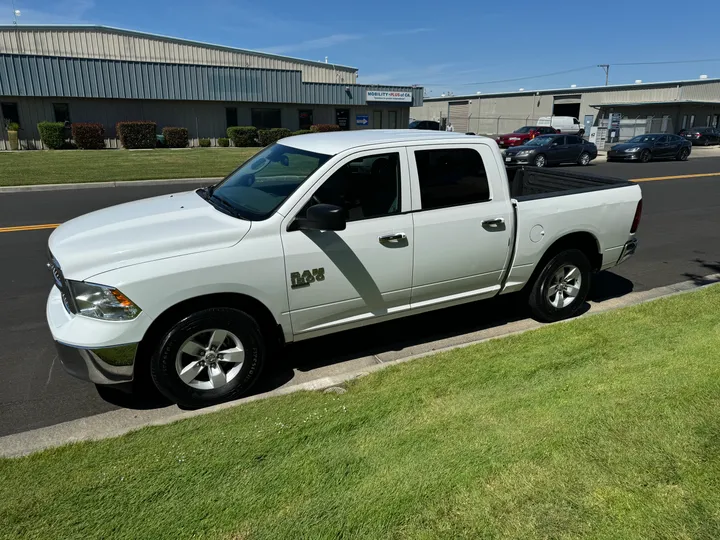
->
xmin=528 ymin=249 xmax=592 ymax=322
xmin=533 ymin=154 xmax=547 ymax=168
xmin=676 ymin=147 xmax=690 ymax=161
xmin=639 ymin=150 xmax=651 ymax=163
xmin=577 ymin=152 xmax=591 ymax=166
xmin=150 ymin=308 xmax=266 ymax=407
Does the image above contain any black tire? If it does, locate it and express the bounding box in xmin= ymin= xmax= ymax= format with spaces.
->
xmin=578 ymin=129 xmax=585 ymax=137
xmin=703 ymin=139 xmax=710 ymax=147
xmin=639 ymin=149 xmax=651 ymax=163
xmin=533 ymin=154 xmax=547 ymax=168
xmin=577 ymin=152 xmax=591 ymax=166
xmin=676 ymin=147 xmax=690 ymax=161
xmin=150 ymin=308 xmax=266 ymax=408
xmin=528 ymin=249 xmax=592 ymax=323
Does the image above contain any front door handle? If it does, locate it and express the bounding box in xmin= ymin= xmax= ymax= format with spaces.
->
xmin=379 ymin=233 xmax=407 ymax=243
xmin=482 ymin=218 xmax=505 ymax=230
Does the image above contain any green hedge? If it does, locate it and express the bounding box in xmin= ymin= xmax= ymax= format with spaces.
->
xmin=292 ymin=129 xmax=313 ymax=136
xmin=162 ymin=127 xmax=189 ymax=148
xmin=226 ymin=126 xmax=257 ymax=147
xmin=38 ymin=122 xmax=66 ymax=150
xmin=116 ymin=121 xmax=157 ymax=149
xmin=258 ymin=128 xmax=292 ymax=146
xmin=218 ymin=137 xmax=230 ymax=147
xmin=71 ymin=123 xmax=105 ymax=149
xmin=310 ymin=124 xmax=341 ymax=133
xmin=199 ymin=138 xmax=211 ymax=147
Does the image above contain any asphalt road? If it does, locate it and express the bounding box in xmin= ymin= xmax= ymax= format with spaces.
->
xmin=1 ymin=158 xmax=719 ymax=437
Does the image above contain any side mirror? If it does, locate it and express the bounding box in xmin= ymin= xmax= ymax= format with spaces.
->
xmin=297 ymin=204 xmax=346 ymax=231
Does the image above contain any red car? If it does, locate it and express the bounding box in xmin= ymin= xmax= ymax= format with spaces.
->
xmin=496 ymin=126 xmax=559 ymax=148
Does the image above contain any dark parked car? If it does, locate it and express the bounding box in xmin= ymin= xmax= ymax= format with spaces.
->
xmin=680 ymin=127 xmax=720 ymax=146
xmin=607 ymin=134 xmax=691 ymax=163
xmin=496 ymin=126 xmax=559 ymax=148
xmin=409 ymin=120 xmax=440 ymax=130
xmin=503 ymin=134 xmax=597 ymax=167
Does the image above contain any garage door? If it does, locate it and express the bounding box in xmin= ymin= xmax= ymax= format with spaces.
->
xmin=449 ymin=101 xmax=470 ymax=133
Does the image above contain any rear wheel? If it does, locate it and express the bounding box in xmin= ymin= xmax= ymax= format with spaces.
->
xmin=577 ymin=152 xmax=591 ymax=166
xmin=639 ymin=150 xmax=651 ymax=163
xmin=150 ymin=308 xmax=266 ymax=407
xmin=533 ymin=154 xmax=547 ymax=168
xmin=703 ymin=138 xmax=710 ymax=147
xmin=676 ymin=147 xmax=690 ymax=161
xmin=528 ymin=249 xmax=592 ymax=323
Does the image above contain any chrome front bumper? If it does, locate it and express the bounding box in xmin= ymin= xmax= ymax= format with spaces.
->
xmin=55 ymin=341 xmax=137 ymax=385
xmin=617 ymin=238 xmax=638 ymax=266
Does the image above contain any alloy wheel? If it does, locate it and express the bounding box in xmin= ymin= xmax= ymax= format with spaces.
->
xmin=175 ymin=329 xmax=245 ymax=390
xmin=546 ymin=265 xmax=582 ymax=309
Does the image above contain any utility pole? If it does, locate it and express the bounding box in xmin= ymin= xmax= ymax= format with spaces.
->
xmin=598 ymin=64 xmax=610 ymax=86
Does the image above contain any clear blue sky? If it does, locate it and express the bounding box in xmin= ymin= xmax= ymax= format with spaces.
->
xmin=3 ymin=0 xmax=720 ymax=95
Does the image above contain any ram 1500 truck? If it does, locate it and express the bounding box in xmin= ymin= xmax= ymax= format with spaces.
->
xmin=46 ymin=131 xmax=642 ymax=407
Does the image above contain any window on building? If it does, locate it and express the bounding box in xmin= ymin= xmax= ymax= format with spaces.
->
xmin=689 ymin=115 xmax=695 ymax=128
xmin=1 ymin=102 xmax=20 ymax=127
xmin=251 ymin=108 xmax=282 ymax=129
xmin=388 ymin=111 xmax=398 ymax=129
xmin=53 ymin=103 xmax=71 ymax=123
xmin=300 ymin=152 xmax=401 ymax=222
xmin=681 ymin=115 xmax=688 ymax=129
xmin=226 ymin=107 xmax=238 ymax=129
xmin=414 ymin=148 xmax=490 ymax=211
xmin=298 ymin=110 xmax=313 ymax=130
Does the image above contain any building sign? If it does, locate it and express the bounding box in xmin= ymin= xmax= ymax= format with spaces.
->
xmin=336 ymin=109 xmax=350 ymax=130
xmin=366 ymin=90 xmax=413 ymax=103
xmin=356 ymin=114 xmax=369 ymax=126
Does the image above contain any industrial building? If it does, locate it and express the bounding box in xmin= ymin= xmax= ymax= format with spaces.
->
xmin=0 ymin=25 xmax=423 ymax=149
xmin=411 ymin=79 xmax=720 ymax=143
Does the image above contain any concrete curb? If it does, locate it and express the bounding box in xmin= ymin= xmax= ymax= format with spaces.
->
xmin=0 ymin=177 xmax=221 ymax=193
xmin=1 ymin=273 xmax=719 ymax=458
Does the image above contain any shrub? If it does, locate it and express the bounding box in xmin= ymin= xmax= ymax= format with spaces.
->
xmin=310 ymin=124 xmax=341 ymax=133
xmin=37 ymin=122 xmax=66 ymax=150
xmin=292 ymin=129 xmax=313 ymax=136
xmin=218 ymin=137 xmax=230 ymax=147
xmin=162 ymin=127 xmax=189 ymax=148
xmin=258 ymin=128 xmax=292 ymax=146
xmin=6 ymin=122 xmax=19 ymax=132
xmin=116 ymin=121 xmax=157 ymax=149
xmin=226 ymin=126 xmax=257 ymax=147
xmin=72 ymin=123 xmax=105 ymax=149
xmin=199 ymin=138 xmax=211 ymax=147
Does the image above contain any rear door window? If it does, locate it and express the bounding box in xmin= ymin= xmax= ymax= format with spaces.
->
xmin=414 ymin=148 xmax=490 ymax=210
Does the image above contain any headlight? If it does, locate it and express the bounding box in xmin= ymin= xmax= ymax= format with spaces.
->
xmin=516 ymin=150 xmax=533 ymax=156
xmin=625 ymin=147 xmax=640 ymax=153
xmin=68 ymin=281 xmax=141 ymax=320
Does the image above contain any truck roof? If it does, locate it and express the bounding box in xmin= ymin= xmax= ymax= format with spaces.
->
xmin=281 ymin=130 xmax=486 ymax=155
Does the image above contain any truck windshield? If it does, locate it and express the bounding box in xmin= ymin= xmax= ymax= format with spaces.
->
xmin=207 ymin=143 xmax=331 ymax=221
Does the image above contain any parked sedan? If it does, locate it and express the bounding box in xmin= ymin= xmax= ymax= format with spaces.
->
xmin=607 ymin=134 xmax=691 ymax=163
xmin=408 ymin=120 xmax=440 ymax=130
xmin=503 ymin=135 xmax=597 ymax=167
xmin=681 ymin=127 xmax=720 ymax=146
xmin=496 ymin=126 xmax=558 ymax=148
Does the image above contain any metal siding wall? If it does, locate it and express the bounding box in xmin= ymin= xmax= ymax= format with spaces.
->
xmin=0 ymin=28 xmax=357 ymax=83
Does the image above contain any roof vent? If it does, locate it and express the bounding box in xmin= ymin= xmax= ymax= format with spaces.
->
xmin=635 ymin=79 xmax=643 ymax=84
xmin=570 ymin=84 xmax=577 ymax=88
xmin=700 ymin=74 xmax=708 ymax=79
xmin=518 ymin=88 xmax=525 ymax=91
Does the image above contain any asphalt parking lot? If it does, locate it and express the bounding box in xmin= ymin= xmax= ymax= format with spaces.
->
xmin=1 ymin=157 xmax=720 ymax=437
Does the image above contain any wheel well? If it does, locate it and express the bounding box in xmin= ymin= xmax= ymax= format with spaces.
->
xmin=135 ymin=293 xmax=282 ymax=376
xmin=526 ymin=232 xmax=602 ymax=289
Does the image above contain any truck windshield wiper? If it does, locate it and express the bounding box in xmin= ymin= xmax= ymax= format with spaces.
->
xmin=209 ymin=193 xmax=247 ymax=220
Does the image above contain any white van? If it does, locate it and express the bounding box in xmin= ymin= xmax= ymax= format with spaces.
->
xmin=538 ymin=116 xmax=584 ymax=135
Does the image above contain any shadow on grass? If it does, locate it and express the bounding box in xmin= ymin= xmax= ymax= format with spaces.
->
xmin=98 ymin=270 xmax=634 ymax=410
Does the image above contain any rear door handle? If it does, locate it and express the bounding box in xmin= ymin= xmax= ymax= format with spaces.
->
xmin=379 ymin=233 xmax=406 ymax=243
xmin=482 ymin=218 xmax=505 ymax=230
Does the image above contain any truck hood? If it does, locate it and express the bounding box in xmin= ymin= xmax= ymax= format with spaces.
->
xmin=49 ymin=190 xmax=251 ymax=280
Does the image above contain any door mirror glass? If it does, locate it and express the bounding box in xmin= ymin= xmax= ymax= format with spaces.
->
xmin=299 ymin=204 xmax=347 ymax=231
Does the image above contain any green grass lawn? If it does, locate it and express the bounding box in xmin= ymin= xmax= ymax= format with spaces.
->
xmin=0 ymin=148 xmax=260 ymax=186
xmin=2 ymin=287 xmax=720 ymax=539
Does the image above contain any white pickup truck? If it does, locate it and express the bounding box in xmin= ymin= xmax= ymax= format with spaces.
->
xmin=46 ymin=131 xmax=642 ymax=407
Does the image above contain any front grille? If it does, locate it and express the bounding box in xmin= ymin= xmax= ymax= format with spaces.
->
xmin=47 ymin=250 xmax=78 ymax=314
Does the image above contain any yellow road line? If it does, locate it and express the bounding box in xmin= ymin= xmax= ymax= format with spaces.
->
xmin=631 ymin=172 xmax=720 ymax=182
xmin=0 ymin=223 xmax=60 ymax=234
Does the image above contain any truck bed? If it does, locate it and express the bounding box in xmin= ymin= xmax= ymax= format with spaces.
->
xmin=508 ymin=167 xmax=634 ymax=201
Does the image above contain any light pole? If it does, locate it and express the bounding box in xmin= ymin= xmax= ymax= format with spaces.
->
xmin=598 ymin=64 xmax=610 ymax=86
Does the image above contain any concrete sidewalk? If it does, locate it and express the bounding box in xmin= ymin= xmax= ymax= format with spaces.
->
xmin=2 ymin=273 xmax=718 ymax=458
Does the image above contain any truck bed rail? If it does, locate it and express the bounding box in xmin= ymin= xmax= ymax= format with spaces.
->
xmin=509 ymin=167 xmax=634 ymax=201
